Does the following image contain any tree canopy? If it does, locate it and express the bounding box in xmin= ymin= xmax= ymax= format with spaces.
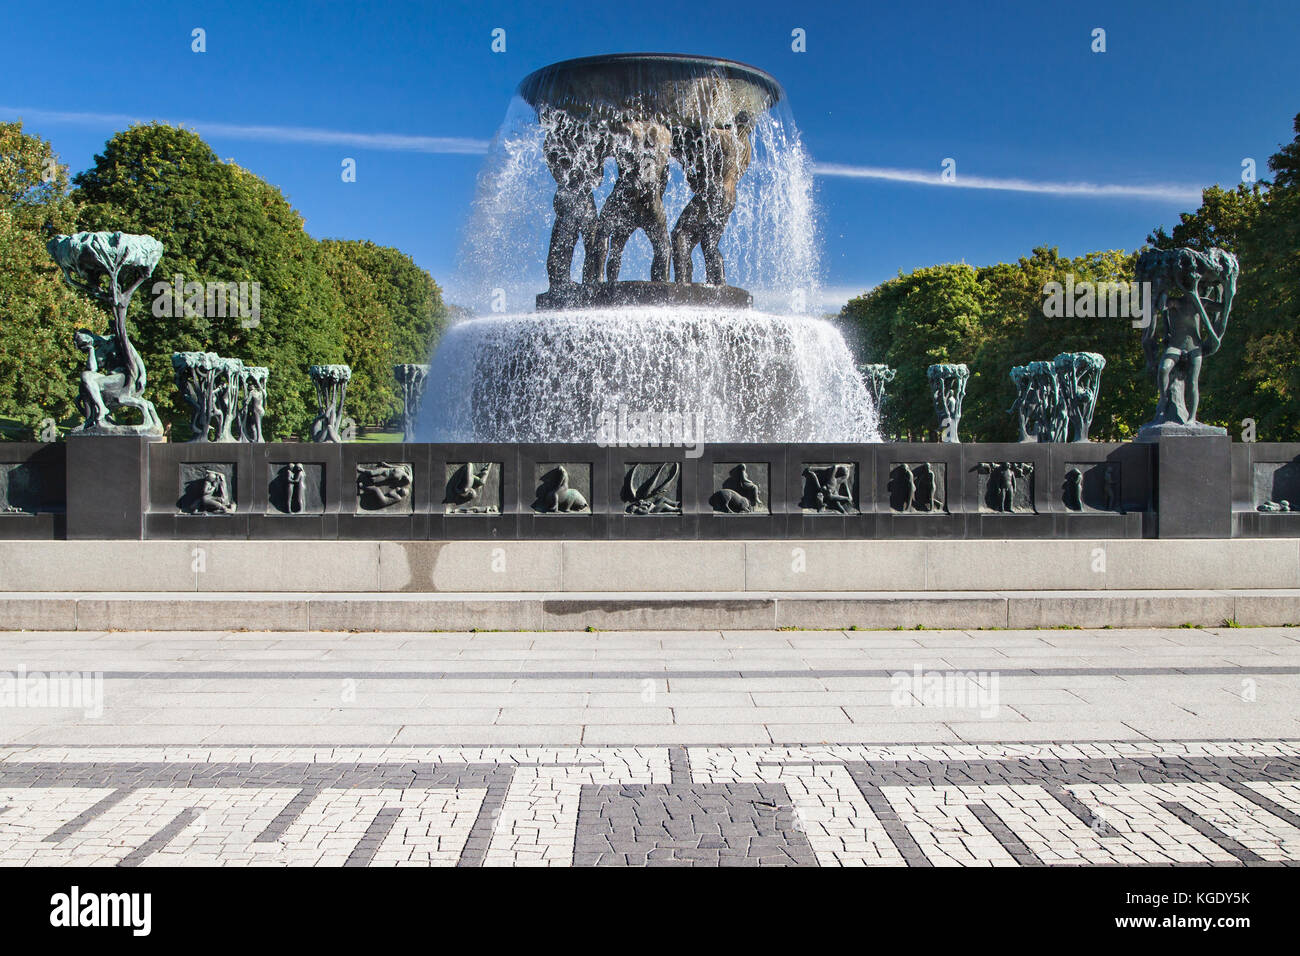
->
xmin=71 ymin=123 xmax=348 ymax=439
xmin=3 ymin=110 xmax=1298 ymax=445
xmin=0 ymin=122 xmax=101 ymax=436
xmin=842 ymin=111 xmax=1300 ymax=443
xmin=318 ymin=238 xmax=447 ymax=428
xmin=841 ymin=248 xmax=1144 ymax=441
xmin=1146 ymin=114 xmax=1300 ymax=439
xmin=0 ymin=121 xmax=447 ymax=440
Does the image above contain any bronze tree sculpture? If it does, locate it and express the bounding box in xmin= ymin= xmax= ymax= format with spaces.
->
xmin=49 ymin=231 xmax=165 ymax=438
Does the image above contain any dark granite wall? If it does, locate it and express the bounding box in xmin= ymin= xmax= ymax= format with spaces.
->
xmin=10 ymin=436 xmax=1294 ymax=540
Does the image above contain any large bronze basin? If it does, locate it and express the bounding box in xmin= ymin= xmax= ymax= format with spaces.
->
xmin=517 ymin=53 xmax=784 ymax=125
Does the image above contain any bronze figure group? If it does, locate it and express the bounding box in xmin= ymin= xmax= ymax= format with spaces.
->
xmin=541 ymin=106 xmax=755 ymax=292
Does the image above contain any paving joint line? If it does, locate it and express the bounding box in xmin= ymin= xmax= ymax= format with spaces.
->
xmin=26 ymin=665 xmax=1300 ymax=681
xmin=118 ymin=806 xmax=200 ymax=868
xmin=344 ymin=806 xmax=403 ymax=867
xmin=1158 ymin=801 xmax=1268 ymax=865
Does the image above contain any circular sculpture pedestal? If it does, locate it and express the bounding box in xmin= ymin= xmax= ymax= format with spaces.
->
xmin=537 ymin=281 xmax=753 ymax=311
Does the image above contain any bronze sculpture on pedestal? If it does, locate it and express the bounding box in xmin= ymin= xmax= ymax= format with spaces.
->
xmin=519 ymin=54 xmax=781 ymax=311
xmin=49 ymin=231 xmax=166 ymax=438
xmin=1135 ymin=247 xmax=1239 ymax=441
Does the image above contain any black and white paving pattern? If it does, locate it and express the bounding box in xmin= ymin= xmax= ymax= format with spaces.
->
xmin=1 ymin=627 xmax=1298 ymax=866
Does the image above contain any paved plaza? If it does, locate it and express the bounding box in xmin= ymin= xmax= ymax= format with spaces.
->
xmin=1 ymin=626 xmax=1299 ymax=866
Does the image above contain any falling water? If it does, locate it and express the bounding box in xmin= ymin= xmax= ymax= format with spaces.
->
xmin=447 ymin=96 xmax=821 ymax=313
xmin=423 ymin=307 xmax=877 ymax=442
xmin=423 ymin=55 xmax=878 ymax=443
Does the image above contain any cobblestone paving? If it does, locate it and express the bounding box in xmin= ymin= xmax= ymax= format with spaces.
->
xmin=2 ymin=628 xmax=1298 ymax=865
xmin=1 ymin=741 xmax=1299 ymax=866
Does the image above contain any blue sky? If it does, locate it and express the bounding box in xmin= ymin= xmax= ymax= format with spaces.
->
xmin=3 ymin=0 xmax=1297 ymax=311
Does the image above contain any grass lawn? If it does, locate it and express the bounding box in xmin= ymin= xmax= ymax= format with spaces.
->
xmin=352 ymin=429 xmax=403 ymax=443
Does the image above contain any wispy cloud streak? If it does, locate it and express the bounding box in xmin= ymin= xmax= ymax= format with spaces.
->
xmin=1 ymin=106 xmax=1202 ymax=201
xmin=813 ymin=161 xmax=1201 ymax=204
xmin=0 ymin=106 xmax=490 ymax=155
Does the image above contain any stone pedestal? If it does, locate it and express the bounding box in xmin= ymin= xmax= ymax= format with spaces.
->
xmin=536 ymin=280 xmax=753 ymax=312
xmin=1135 ymin=420 xmax=1228 ymax=443
xmin=66 ymin=436 xmax=150 ymax=539
xmin=1156 ymin=434 xmax=1231 ymax=538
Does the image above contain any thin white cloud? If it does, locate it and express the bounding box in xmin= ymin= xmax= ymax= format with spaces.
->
xmin=0 ymin=106 xmax=490 ymax=155
xmin=2 ymin=106 xmax=1201 ymax=202
xmin=814 ymin=161 xmax=1202 ymax=204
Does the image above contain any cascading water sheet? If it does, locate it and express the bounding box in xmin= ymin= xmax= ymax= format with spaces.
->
xmin=423 ymin=307 xmax=878 ymax=443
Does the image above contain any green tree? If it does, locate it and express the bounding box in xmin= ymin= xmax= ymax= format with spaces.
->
xmin=970 ymin=248 xmax=1146 ymax=442
xmin=1147 ymin=184 xmax=1269 ymax=434
xmin=841 ymin=264 xmax=989 ymax=439
xmin=355 ymin=241 xmax=448 ymax=367
xmin=1148 ymin=183 xmax=1264 ymax=254
xmin=71 ymin=123 xmax=344 ymax=439
xmin=318 ymin=239 xmax=447 ymax=427
xmin=317 ymin=241 xmax=391 ymax=426
xmin=840 ymin=249 xmax=1149 ymax=442
xmin=838 ymin=111 xmax=1300 ymax=443
xmin=1236 ymin=114 xmax=1300 ymax=439
xmin=0 ymin=121 xmax=102 ymax=437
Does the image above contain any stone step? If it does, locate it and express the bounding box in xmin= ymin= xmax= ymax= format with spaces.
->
xmin=0 ymin=589 xmax=1295 ymax=632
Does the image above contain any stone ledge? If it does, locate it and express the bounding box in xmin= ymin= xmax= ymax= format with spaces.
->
xmin=0 ymin=589 xmax=1293 ymax=632
xmin=1004 ymin=591 xmax=1237 ymax=629
xmin=3 ymin=539 xmax=1297 ymax=593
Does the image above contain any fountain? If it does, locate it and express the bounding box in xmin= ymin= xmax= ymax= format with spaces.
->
xmin=1 ymin=52 xmax=1271 ymax=612
xmin=420 ymin=54 xmax=878 ymax=444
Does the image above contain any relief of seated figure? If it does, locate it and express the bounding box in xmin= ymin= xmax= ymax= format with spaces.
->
xmin=180 ymin=469 xmax=236 ymax=515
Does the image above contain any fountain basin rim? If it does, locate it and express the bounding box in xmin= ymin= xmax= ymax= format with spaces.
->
xmin=446 ymin=307 xmax=836 ymax=324
xmin=517 ymin=52 xmax=785 ymax=115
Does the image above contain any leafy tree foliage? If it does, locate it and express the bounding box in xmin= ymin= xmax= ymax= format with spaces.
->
xmin=1245 ymin=115 xmax=1300 ymax=439
xmin=71 ymin=123 xmax=345 ymax=439
xmin=842 ymin=249 xmax=1145 ymax=441
xmin=0 ymin=122 xmax=102 ymax=435
xmin=844 ymin=264 xmax=985 ymax=439
xmin=318 ymin=239 xmax=447 ymax=427
xmin=49 ymin=123 xmax=449 ymax=438
xmin=7 ymin=111 xmax=1298 ymax=448
xmin=968 ymin=248 xmax=1146 ymax=442
xmin=1147 ymin=114 xmax=1300 ymax=438
xmin=843 ymin=111 xmax=1300 ymax=443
